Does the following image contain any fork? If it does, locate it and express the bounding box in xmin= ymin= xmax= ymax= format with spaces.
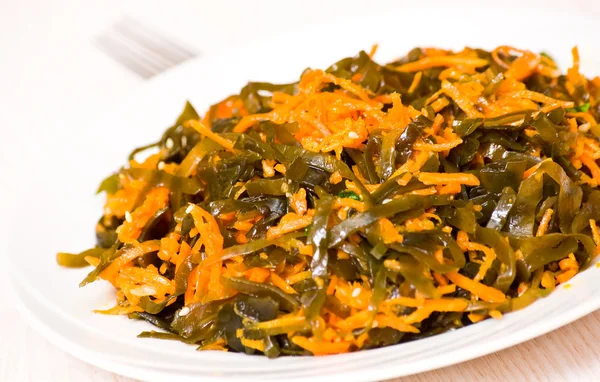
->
xmin=94 ymin=16 xmax=200 ymax=79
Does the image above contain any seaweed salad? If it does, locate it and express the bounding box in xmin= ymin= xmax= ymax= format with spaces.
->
xmin=58 ymin=45 xmax=600 ymax=357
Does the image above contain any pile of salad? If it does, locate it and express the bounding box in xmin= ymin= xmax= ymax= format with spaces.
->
xmin=58 ymin=45 xmax=600 ymax=357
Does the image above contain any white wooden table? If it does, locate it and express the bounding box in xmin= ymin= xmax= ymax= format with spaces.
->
xmin=2 ymin=1 xmax=600 ymax=381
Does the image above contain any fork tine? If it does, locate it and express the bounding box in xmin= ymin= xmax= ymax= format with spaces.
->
xmin=109 ymin=28 xmax=179 ymax=73
xmin=94 ymin=35 xmax=159 ymax=78
xmin=116 ymin=16 xmax=198 ymax=65
xmin=95 ymin=16 xmax=200 ymax=78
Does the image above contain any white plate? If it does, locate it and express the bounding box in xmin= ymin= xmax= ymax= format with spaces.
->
xmin=6 ymin=6 xmax=600 ymax=381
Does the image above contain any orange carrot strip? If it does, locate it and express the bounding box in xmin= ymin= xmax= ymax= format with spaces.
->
xmin=408 ymin=71 xmax=423 ymax=94
xmin=536 ymin=209 xmax=554 ymax=236
xmin=567 ymin=112 xmax=598 ymax=126
xmin=291 ymin=336 xmax=351 ymax=355
xmin=374 ymin=314 xmax=420 ymax=333
xmin=100 ymin=241 xmax=161 ymax=285
xmin=501 ymin=90 xmax=574 ymax=108
xmin=523 ymin=160 xmax=547 ymax=179
xmin=245 ymin=268 xmax=271 ymax=283
xmin=418 ymin=172 xmax=480 ymax=186
xmin=556 ymin=269 xmax=578 ymax=284
xmin=266 ymin=210 xmax=314 ymax=240
xmin=270 ymin=272 xmax=297 ymax=294
xmin=240 ymin=338 xmax=265 ymax=352
xmin=186 ymin=120 xmax=235 ymax=152
xmin=446 ymin=271 xmax=506 ymax=303
xmin=390 ymin=56 xmax=488 ymax=73
xmin=413 ymin=139 xmax=463 ymax=152
xmin=580 ymin=154 xmax=600 ymax=184
xmin=368 ymin=43 xmax=379 ymax=59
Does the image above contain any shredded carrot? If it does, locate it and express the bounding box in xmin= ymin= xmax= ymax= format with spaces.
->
xmin=418 ymin=172 xmax=480 ymax=186
xmin=396 ymin=173 xmax=412 ymax=186
xmin=541 ymin=271 xmax=556 ymax=290
xmin=368 ymin=43 xmax=379 ymax=59
xmin=504 ymin=51 xmax=540 ymax=81
xmin=291 ymin=336 xmax=351 ymax=355
xmin=433 ymin=271 xmax=448 ymax=286
xmin=374 ymin=314 xmax=420 ymax=333
xmin=84 ymin=256 xmax=101 ymax=267
xmin=240 ymin=338 xmax=265 ymax=352
xmin=488 ymin=310 xmax=503 ymax=320
xmin=188 ymin=204 xmax=225 ymax=260
xmin=333 ymin=197 xmax=367 ymax=212
xmin=377 ymin=218 xmax=404 ymax=244
xmin=559 ymin=253 xmax=579 ymax=271
xmin=436 ymin=183 xmax=462 ymax=195
xmin=270 ymin=272 xmax=297 ymax=294
xmin=446 ymin=271 xmax=506 ymax=303
xmin=390 ymin=56 xmax=489 ymax=73
xmin=329 ymin=171 xmax=343 ymax=184
xmin=100 ymin=241 xmax=161 ymax=285
xmin=567 ymin=112 xmax=597 ymax=126
xmin=261 ymin=159 xmax=276 ymax=178
xmin=468 ymin=313 xmax=486 ymax=323
xmin=536 ymin=209 xmax=554 ymax=236
xmin=251 ymin=315 xmax=307 ymax=331
xmin=117 ymin=187 xmax=170 ymax=243
xmin=431 ymin=97 xmax=450 ymax=113
xmin=186 ymin=120 xmax=235 ymax=152
xmin=523 ymin=159 xmax=548 ymax=179
xmin=245 ymin=268 xmax=271 ymax=283
xmin=500 ymin=90 xmax=574 ymax=108
xmin=556 ymin=269 xmax=578 ymax=284
xmin=266 ymin=210 xmax=314 ymax=240
xmin=287 ymin=270 xmax=312 ymax=285
xmin=408 ymin=71 xmax=423 ymax=94
xmin=437 ymin=284 xmax=456 ymax=295
xmin=413 ymin=138 xmax=463 ymax=152
xmin=198 ymin=338 xmax=228 ymax=352
xmin=290 ymin=188 xmax=308 ymax=216
xmin=580 ymin=154 xmax=600 ymax=184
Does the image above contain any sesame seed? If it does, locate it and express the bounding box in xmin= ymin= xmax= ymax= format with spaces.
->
xmin=178 ymin=307 xmax=190 ymax=316
xmin=579 ymin=123 xmax=591 ymax=132
xmin=125 ymin=211 xmax=132 ymax=223
xmin=181 ymin=136 xmax=188 ymax=147
xmin=185 ymin=204 xmax=194 ymax=214
xmin=372 ymin=321 xmax=379 ymax=328
xmin=158 ymin=161 xmax=165 ymax=170
xmin=281 ymin=183 xmax=289 ymax=193
xmin=165 ymin=138 xmax=174 ymax=149
xmin=352 ymin=287 xmax=361 ymax=297
xmin=348 ymin=131 xmax=359 ymax=139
